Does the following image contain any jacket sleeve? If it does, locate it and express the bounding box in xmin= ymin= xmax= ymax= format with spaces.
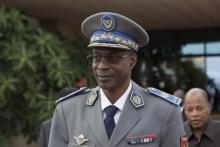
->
xmin=160 ymin=105 xmax=186 ymax=147
xmin=37 ymin=123 xmax=46 ymax=147
xmin=48 ymin=103 xmax=69 ymax=147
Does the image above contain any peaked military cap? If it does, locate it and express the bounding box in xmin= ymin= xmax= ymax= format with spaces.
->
xmin=81 ymin=12 xmax=149 ymax=52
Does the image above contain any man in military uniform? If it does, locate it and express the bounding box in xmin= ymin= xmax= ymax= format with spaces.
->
xmin=184 ymin=88 xmax=220 ymax=147
xmin=48 ymin=12 xmax=186 ymax=147
xmin=38 ymin=87 xmax=77 ymax=147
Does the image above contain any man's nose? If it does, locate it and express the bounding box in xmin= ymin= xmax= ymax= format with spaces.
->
xmin=191 ymin=109 xmax=199 ymax=117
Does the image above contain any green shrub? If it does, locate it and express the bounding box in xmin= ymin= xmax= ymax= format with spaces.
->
xmin=0 ymin=6 xmax=93 ymax=143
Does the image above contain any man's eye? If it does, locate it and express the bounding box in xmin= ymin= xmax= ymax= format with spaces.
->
xmin=196 ymin=107 xmax=204 ymax=111
xmin=108 ymin=55 xmax=118 ymax=60
xmin=185 ymin=108 xmax=192 ymax=112
xmin=197 ymin=108 xmax=202 ymax=111
xmin=94 ymin=55 xmax=101 ymax=60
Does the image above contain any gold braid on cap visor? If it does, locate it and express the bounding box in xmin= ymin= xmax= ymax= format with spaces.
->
xmin=89 ymin=31 xmax=138 ymax=51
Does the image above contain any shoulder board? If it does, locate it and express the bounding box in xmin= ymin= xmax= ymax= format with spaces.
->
xmin=145 ymin=87 xmax=181 ymax=106
xmin=56 ymin=87 xmax=91 ymax=104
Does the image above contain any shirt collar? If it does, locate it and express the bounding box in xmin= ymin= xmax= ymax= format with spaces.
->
xmin=203 ymin=118 xmax=215 ymax=141
xmin=101 ymin=81 xmax=132 ymax=111
xmin=185 ymin=118 xmax=215 ymax=141
xmin=184 ymin=121 xmax=194 ymax=139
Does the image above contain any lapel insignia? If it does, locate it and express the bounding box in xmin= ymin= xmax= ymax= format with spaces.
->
xmin=147 ymin=87 xmax=181 ymax=106
xmin=74 ymin=134 xmax=88 ymax=145
xmin=86 ymin=89 xmax=98 ymax=106
xmin=127 ymin=133 xmax=157 ymax=145
xmin=130 ymin=91 xmax=144 ymax=108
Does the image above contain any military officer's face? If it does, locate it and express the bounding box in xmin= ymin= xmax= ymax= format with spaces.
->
xmin=89 ymin=47 xmax=137 ymax=90
xmin=184 ymin=92 xmax=211 ymax=131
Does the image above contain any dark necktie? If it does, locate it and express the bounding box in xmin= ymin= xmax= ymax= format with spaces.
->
xmin=104 ymin=105 xmax=118 ymax=138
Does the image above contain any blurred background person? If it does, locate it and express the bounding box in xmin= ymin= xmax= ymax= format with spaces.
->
xmin=184 ymin=88 xmax=220 ymax=147
xmin=38 ymin=87 xmax=77 ymax=147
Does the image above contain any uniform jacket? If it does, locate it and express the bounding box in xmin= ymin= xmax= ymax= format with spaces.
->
xmin=38 ymin=119 xmax=52 ymax=147
xmin=184 ymin=118 xmax=220 ymax=147
xmin=48 ymin=82 xmax=185 ymax=147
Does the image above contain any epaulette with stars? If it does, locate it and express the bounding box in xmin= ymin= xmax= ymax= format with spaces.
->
xmin=144 ymin=87 xmax=181 ymax=106
xmin=56 ymin=87 xmax=91 ymax=104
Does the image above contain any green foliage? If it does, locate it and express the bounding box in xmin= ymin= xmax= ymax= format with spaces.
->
xmin=175 ymin=60 xmax=207 ymax=90
xmin=0 ymin=6 xmax=92 ymax=143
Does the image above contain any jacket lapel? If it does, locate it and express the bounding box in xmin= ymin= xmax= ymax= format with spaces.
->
xmin=108 ymin=82 xmax=142 ymax=146
xmin=85 ymin=90 xmax=109 ymax=147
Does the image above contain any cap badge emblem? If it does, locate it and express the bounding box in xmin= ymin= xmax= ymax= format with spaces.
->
xmin=101 ymin=15 xmax=115 ymax=31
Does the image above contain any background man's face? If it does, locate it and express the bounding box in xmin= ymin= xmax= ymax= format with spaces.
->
xmin=184 ymin=93 xmax=210 ymax=131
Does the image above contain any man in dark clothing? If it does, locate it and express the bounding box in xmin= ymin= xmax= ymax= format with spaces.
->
xmin=184 ymin=88 xmax=220 ymax=147
xmin=38 ymin=87 xmax=76 ymax=147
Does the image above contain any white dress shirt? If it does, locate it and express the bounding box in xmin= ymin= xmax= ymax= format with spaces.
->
xmin=101 ymin=81 xmax=132 ymax=124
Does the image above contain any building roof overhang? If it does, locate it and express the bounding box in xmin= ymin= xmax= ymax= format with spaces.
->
xmin=2 ymin=0 xmax=220 ymax=31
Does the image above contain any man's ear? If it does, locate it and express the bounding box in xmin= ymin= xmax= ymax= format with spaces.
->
xmin=130 ymin=53 xmax=137 ymax=69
